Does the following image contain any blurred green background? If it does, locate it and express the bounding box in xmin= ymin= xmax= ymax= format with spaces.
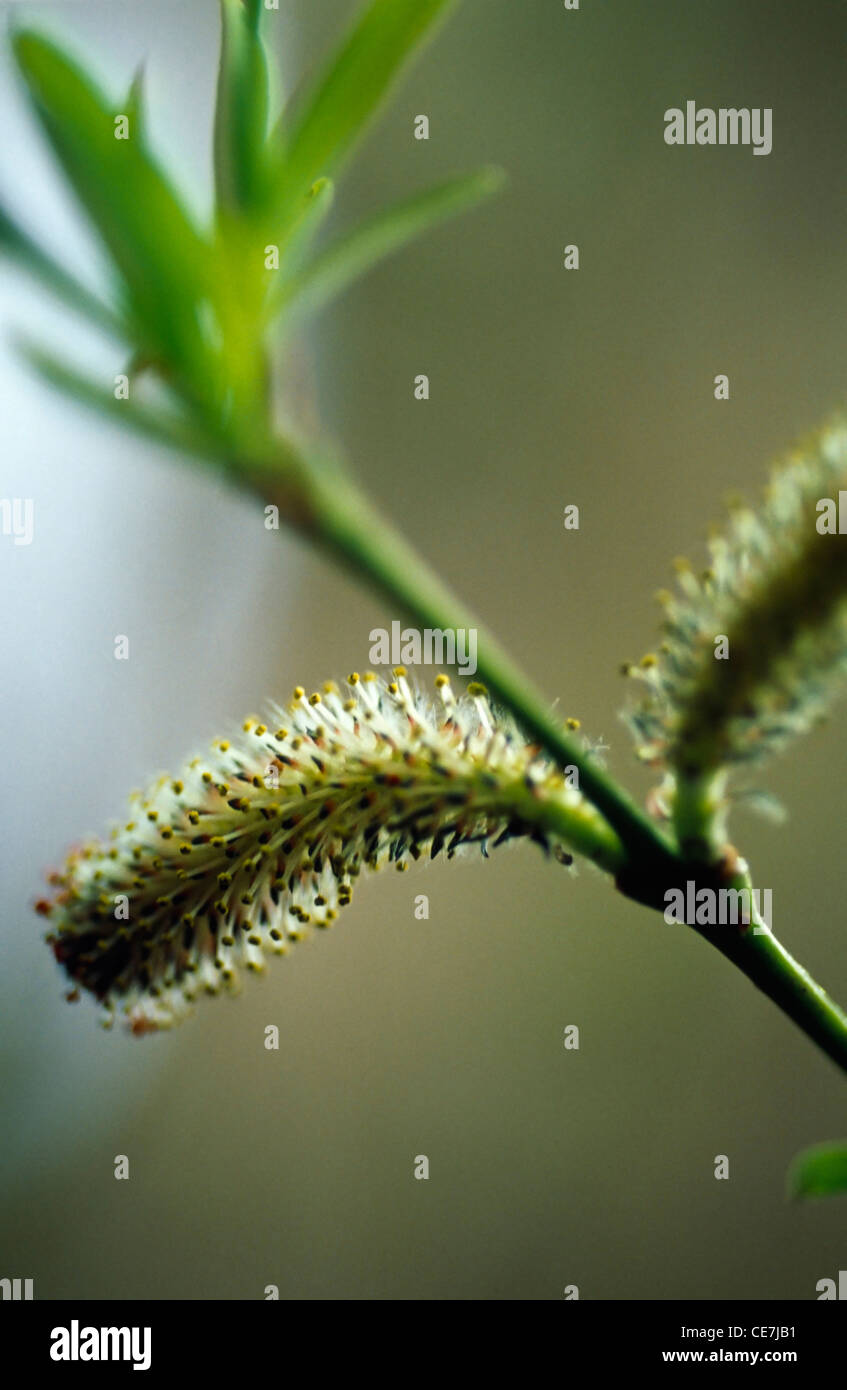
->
xmin=2 ymin=0 xmax=847 ymax=1299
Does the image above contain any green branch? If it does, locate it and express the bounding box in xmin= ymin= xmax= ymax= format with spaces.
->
xmin=252 ymin=454 xmax=679 ymax=877
xmin=7 ymin=0 xmax=847 ymax=1117
xmin=704 ymin=917 xmax=847 ymax=1075
xmin=248 ymin=448 xmax=847 ymax=1081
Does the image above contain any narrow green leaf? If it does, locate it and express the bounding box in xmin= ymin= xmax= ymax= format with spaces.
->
xmin=19 ymin=341 xmax=225 ymax=466
xmin=214 ymin=0 xmax=271 ymax=215
xmin=272 ymin=0 xmax=455 ymax=225
xmin=274 ymin=166 xmax=503 ymax=324
xmin=787 ymin=1141 xmax=847 ymax=1200
xmin=273 ymin=175 xmax=335 ymax=281
xmin=12 ymin=30 xmax=211 ymax=362
xmin=124 ymin=63 xmax=146 ymax=143
xmin=0 ymin=200 xmax=125 ymax=337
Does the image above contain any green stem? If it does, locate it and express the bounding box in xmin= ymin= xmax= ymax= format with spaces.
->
xmin=698 ymin=914 xmax=847 ymax=1076
xmin=672 ymin=768 xmax=728 ymax=861
xmin=637 ymin=855 xmax=847 ymax=1076
xmin=506 ymin=783 xmax=626 ymax=875
xmin=248 ymin=446 xmax=847 ymax=1080
xmin=295 ymin=461 xmax=679 ymax=876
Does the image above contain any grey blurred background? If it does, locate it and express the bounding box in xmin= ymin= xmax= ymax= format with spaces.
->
xmin=1 ymin=0 xmax=846 ymax=1300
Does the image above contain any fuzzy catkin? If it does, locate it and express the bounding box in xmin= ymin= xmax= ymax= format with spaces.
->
xmin=39 ymin=671 xmax=616 ymax=1034
xmin=623 ymin=421 xmax=847 ymax=782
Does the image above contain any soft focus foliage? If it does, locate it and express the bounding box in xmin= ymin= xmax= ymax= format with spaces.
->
xmin=1 ymin=1 xmax=499 ymax=472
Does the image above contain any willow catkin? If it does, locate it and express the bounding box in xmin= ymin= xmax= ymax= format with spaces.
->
xmin=38 ymin=671 xmax=622 ymax=1034
xmin=623 ymin=420 xmax=847 ymax=782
